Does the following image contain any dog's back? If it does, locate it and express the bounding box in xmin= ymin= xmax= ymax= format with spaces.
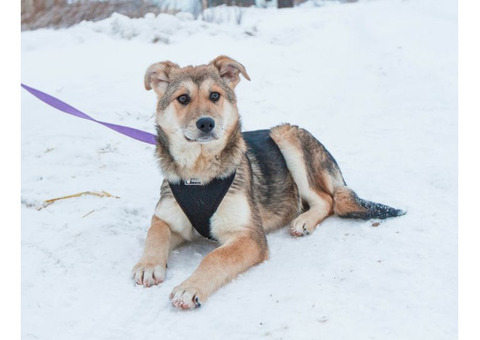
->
xmin=243 ymin=130 xmax=301 ymax=233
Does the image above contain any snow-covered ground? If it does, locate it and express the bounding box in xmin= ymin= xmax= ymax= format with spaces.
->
xmin=21 ymin=0 xmax=457 ymax=339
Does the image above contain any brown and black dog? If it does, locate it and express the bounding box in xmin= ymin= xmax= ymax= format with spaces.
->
xmin=132 ymin=56 xmax=405 ymax=310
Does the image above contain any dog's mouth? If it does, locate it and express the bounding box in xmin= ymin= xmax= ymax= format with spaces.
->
xmin=184 ymin=134 xmax=218 ymax=143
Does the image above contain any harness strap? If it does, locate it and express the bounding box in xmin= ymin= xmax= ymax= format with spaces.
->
xmin=168 ymin=172 xmax=236 ymax=240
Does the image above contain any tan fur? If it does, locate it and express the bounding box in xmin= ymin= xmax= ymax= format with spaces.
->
xmin=132 ymin=56 xmax=402 ymax=310
xmin=271 ymin=124 xmax=344 ymax=195
xmin=333 ymin=186 xmax=367 ymax=216
xmin=210 ymin=191 xmax=254 ymax=241
xmin=270 ymin=125 xmax=334 ymax=235
xmin=210 ymin=55 xmax=250 ymax=89
xmin=154 ymin=186 xmax=194 ymax=240
xmin=170 ymin=232 xmax=267 ymax=309
xmin=144 ymin=61 xmax=180 ymax=97
xmin=132 ymin=216 xmax=184 ymax=287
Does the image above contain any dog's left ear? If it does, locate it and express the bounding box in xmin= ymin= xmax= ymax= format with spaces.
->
xmin=210 ymin=55 xmax=251 ymax=89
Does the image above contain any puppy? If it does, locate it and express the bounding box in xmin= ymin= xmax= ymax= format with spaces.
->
xmin=132 ymin=56 xmax=405 ymax=310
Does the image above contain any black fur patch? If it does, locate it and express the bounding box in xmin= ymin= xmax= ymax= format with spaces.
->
xmin=340 ymin=191 xmax=405 ymax=220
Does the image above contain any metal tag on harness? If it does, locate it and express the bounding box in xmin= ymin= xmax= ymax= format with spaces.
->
xmin=184 ymin=178 xmax=203 ymax=185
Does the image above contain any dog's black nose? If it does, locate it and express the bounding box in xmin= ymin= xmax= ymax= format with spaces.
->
xmin=196 ymin=117 xmax=215 ymax=133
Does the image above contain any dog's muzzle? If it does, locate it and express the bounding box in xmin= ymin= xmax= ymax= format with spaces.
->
xmin=184 ymin=117 xmax=218 ymax=143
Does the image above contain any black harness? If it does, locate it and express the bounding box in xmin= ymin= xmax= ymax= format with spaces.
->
xmin=168 ymin=129 xmax=283 ymax=240
xmin=168 ymin=172 xmax=236 ymax=240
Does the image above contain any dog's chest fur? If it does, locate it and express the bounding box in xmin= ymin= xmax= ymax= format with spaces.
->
xmin=155 ymin=129 xmax=301 ymax=239
xmin=155 ymin=123 xmax=245 ymax=184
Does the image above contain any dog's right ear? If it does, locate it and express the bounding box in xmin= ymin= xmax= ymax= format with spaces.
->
xmin=144 ymin=61 xmax=179 ymax=97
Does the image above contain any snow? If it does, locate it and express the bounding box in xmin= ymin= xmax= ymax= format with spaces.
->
xmin=21 ymin=0 xmax=457 ymax=339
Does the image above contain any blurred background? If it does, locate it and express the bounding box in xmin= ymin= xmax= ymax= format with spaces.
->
xmin=21 ymin=0 xmax=359 ymax=30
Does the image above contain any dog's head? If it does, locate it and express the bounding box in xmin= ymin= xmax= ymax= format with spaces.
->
xmin=144 ymin=56 xmax=250 ymax=144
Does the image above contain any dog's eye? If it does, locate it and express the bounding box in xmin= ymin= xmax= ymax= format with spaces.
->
xmin=177 ymin=94 xmax=190 ymax=105
xmin=210 ymin=92 xmax=220 ymax=102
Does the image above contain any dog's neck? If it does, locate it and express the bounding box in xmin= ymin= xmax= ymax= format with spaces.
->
xmin=155 ymin=122 xmax=246 ymax=184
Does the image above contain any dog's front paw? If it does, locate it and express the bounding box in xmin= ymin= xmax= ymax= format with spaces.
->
xmin=132 ymin=257 xmax=166 ymax=287
xmin=169 ymin=283 xmax=204 ymax=310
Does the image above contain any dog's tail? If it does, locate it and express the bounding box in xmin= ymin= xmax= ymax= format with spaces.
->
xmin=332 ymin=186 xmax=406 ymax=220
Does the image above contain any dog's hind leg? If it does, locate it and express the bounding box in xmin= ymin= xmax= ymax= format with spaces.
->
xmin=271 ymin=124 xmax=405 ymax=232
xmin=290 ymin=191 xmax=333 ymax=236
xmin=271 ymin=124 xmax=340 ymax=236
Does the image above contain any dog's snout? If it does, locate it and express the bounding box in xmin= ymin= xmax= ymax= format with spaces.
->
xmin=196 ymin=117 xmax=215 ymax=133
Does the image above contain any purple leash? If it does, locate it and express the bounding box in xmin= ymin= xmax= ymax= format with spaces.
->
xmin=21 ymin=84 xmax=157 ymax=145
